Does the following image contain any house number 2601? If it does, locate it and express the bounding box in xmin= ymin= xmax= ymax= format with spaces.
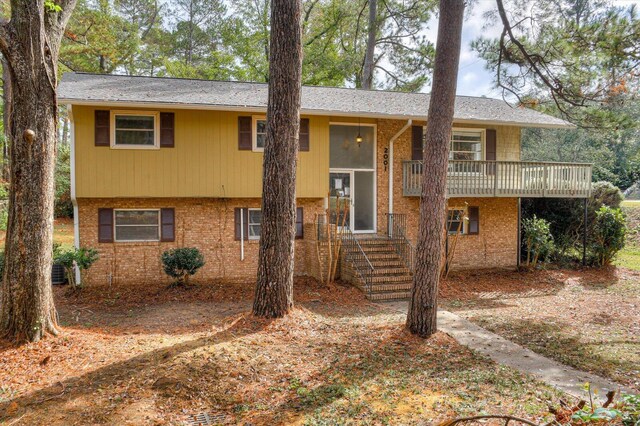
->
xmin=383 ymin=148 xmax=389 ymax=172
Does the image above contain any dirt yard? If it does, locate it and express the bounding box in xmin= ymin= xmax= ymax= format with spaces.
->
xmin=0 ymin=278 xmax=562 ymax=426
xmin=441 ymin=267 xmax=640 ymax=392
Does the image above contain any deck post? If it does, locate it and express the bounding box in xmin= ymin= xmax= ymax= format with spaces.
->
xmin=517 ymin=197 xmax=521 ymax=268
xmin=582 ymin=197 xmax=588 ymax=266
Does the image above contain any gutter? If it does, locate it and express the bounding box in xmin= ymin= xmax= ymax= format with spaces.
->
xmin=68 ymin=105 xmax=81 ymax=285
xmin=388 ymin=119 xmax=412 ymax=219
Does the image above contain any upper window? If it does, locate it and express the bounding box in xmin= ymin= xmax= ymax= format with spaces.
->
xmin=114 ymin=209 xmax=160 ymax=242
xmin=253 ymin=117 xmax=267 ymax=151
xmin=112 ymin=111 xmax=159 ymax=148
xmin=248 ymin=208 xmax=263 ymax=240
xmin=450 ymin=129 xmax=483 ymax=161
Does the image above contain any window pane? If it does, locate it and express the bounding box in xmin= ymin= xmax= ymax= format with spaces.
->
xmin=257 ymin=120 xmax=267 ymax=134
xmin=115 ymin=225 xmax=159 ymax=241
xmin=452 ymin=131 xmax=482 ymax=142
xmin=115 ymin=130 xmax=155 ymax=146
xmin=329 ymin=125 xmax=375 ymax=169
xmin=115 ymin=210 xmax=159 ymax=226
xmin=249 ymin=210 xmax=262 ymax=224
xmin=452 ymin=152 xmax=478 ymax=161
xmin=256 ymin=134 xmax=266 ymax=148
xmin=115 ymin=115 xmax=154 ymax=130
xmin=249 ymin=224 xmax=261 ymax=238
xmin=452 ymin=142 xmax=481 ymax=152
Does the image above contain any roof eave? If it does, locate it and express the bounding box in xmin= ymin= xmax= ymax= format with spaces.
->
xmin=58 ymin=98 xmax=576 ymax=129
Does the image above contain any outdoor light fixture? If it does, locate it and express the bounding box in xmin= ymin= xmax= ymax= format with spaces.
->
xmin=356 ymin=119 xmax=363 ymax=147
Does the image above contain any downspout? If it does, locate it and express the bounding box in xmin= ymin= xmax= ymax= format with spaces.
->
xmin=69 ymin=105 xmax=81 ymax=285
xmin=240 ymin=208 xmax=245 ymax=261
xmin=388 ymin=120 xmax=412 ymax=224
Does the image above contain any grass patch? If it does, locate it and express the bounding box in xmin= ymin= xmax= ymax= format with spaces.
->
xmin=615 ymin=245 xmax=640 ymax=270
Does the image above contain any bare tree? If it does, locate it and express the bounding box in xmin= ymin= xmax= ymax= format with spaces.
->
xmin=0 ymin=0 xmax=77 ymax=342
xmin=253 ymin=0 xmax=303 ymax=318
xmin=407 ymin=0 xmax=464 ymax=337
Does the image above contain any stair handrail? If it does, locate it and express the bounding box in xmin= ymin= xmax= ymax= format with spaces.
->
xmin=341 ymin=228 xmax=374 ymax=298
xmin=386 ymin=213 xmax=414 ymax=272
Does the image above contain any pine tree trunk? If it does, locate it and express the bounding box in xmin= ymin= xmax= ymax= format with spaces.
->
xmin=407 ymin=0 xmax=464 ymax=338
xmin=362 ymin=0 xmax=377 ymax=90
xmin=253 ymin=0 xmax=303 ymax=318
xmin=0 ymin=1 xmax=77 ymax=342
xmin=1 ymin=57 xmax=11 ymax=181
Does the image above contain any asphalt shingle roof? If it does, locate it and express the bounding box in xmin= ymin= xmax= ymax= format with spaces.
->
xmin=58 ymin=72 xmax=573 ymax=128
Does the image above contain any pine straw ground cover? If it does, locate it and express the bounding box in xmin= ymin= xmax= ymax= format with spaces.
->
xmin=441 ymin=267 xmax=640 ymax=392
xmin=0 ymin=278 xmax=562 ymax=425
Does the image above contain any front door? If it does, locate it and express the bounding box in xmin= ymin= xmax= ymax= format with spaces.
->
xmin=329 ymin=123 xmax=376 ymax=233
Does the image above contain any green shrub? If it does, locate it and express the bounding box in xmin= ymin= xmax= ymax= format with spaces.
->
xmin=590 ymin=206 xmax=626 ymax=266
xmin=591 ymin=181 xmax=624 ymax=208
xmin=522 ymin=215 xmax=554 ymax=268
xmin=521 ymin=181 xmax=624 ymax=265
xmin=161 ymin=247 xmax=205 ymax=286
xmin=54 ymin=245 xmax=99 ymax=288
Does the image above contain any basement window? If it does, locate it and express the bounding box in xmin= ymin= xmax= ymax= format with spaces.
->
xmin=114 ymin=209 xmax=160 ymax=241
xmin=248 ymin=208 xmax=262 ymax=240
xmin=447 ymin=208 xmax=466 ymax=235
xmin=112 ymin=111 xmax=159 ymax=148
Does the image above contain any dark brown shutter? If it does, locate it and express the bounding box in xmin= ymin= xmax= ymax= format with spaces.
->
xmin=295 ymin=207 xmax=304 ymax=239
xmin=160 ymin=112 xmax=175 ymax=148
xmin=468 ymin=206 xmax=479 ymax=235
xmin=160 ymin=208 xmax=175 ymax=242
xmin=299 ymin=118 xmax=310 ymax=152
xmin=95 ymin=110 xmax=110 ymax=146
xmin=238 ymin=116 xmax=252 ymax=150
xmin=411 ymin=125 xmax=423 ymax=161
xmin=234 ymin=208 xmax=249 ymax=241
xmin=486 ymin=129 xmax=497 ymax=161
xmin=485 ymin=129 xmax=497 ymax=175
xmin=98 ymin=208 xmax=114 ymax=242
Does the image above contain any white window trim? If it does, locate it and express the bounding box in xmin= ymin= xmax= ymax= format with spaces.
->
xmin=110 ymin=110 xmax=160 ymax=150
xmin=328 ymin=122 xmax=378 ymax=234
xmin=447 ymin=207 xmax=467 ymax=235
xmin=252 ymin=116 xmax=267 ymax=152
xmin=450 ymin=127 xmax=486 ymax=161
xmin=114 ymin=208 xmax=161 ymax=242
xmin=247 ymin=208 xmax=262 ymax=240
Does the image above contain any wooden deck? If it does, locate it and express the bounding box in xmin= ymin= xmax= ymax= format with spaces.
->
xmin=402 ymin=160 xmax=592 ymax=198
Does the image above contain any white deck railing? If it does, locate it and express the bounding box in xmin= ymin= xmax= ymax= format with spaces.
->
xmin=402 ymin=160 xmax=592 ymax=198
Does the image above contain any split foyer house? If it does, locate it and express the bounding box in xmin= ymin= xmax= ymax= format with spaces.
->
xmin=58 ymin=73 xmax=592 ymax=300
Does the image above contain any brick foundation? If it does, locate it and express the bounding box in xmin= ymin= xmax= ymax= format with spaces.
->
xmin=77 ymin=198 xmax=325 ymax=286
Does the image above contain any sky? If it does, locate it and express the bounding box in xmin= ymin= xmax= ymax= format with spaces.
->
xmin=428 ymin=0 xmax=640 ymax=98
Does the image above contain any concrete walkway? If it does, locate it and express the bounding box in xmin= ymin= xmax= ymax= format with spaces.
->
xmin=385 ymin=302 xmax=633 ymax=398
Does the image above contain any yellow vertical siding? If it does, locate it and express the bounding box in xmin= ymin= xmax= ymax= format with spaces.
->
xmin=73 ymin=106 xmax=330 ymax=198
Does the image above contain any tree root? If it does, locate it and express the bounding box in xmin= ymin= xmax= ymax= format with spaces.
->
xmin=437 ymin=415 xmax=540 ymax=426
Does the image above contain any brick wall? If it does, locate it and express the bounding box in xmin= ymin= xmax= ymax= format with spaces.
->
xmin=77 ymin=198 xmax=325 ymax=286
xmin=375 ymin=119 xmax=519 ymax=270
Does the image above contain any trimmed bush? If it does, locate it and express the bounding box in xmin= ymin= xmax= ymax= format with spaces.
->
xmin=590 ymin=206 xmax=626 ymax=266
xmin=161 ymin=247 xmax=205 ymax=286
xmin=522 ymin=215 xmax=554 ymax=268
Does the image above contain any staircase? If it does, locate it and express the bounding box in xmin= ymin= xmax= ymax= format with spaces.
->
xmin=342 ymin=238 xmax=413 ymax=301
